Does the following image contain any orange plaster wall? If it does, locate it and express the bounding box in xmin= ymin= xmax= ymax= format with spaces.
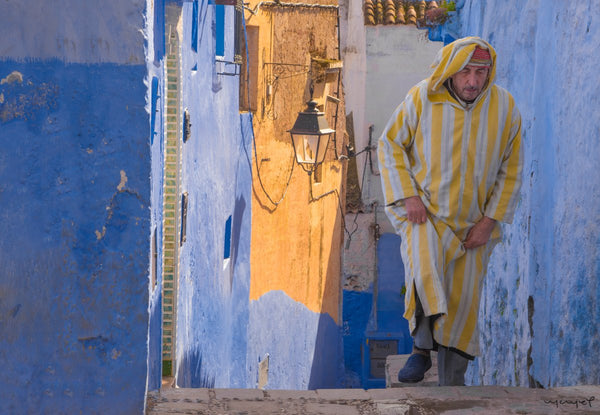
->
xmin=245 ymin=2 xmax=346 ymax=323
xmin=250 ymin=149 xmax=345 ymax=323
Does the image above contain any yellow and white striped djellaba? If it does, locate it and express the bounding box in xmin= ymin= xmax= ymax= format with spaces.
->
xmin=377 ymin=37 xmax=523 ymax=357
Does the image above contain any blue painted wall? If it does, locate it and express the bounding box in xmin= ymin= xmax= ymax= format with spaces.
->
xmin=342 ymin=233 xmax=411 ymax=388
xmin=248 ymin=290 xmax=344 ymax=389
xmin=171 ymin=1 xmax=344 ymax=389
xmin=448 ymin=0 xmax=600 ymax=387
xmin=0 ymin=2 xmax=152 ymax=413
xmin=173 ymin=0 xmax=253 ymax=388
xmin=342 ymin=290 xmax=373 ymax=387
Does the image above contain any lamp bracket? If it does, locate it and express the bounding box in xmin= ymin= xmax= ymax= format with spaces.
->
xmin=263 ymin=62 xmax=309 ymax=81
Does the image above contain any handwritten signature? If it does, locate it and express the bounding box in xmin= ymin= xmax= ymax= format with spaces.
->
xmin=544 ymin=396 xmax=595 ymax=409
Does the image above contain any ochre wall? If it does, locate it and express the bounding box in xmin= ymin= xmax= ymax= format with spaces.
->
xmin=247 ymin=2 xmax=346 ymax=324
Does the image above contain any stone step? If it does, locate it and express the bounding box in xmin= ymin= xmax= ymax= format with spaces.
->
xmin=147 ymin=385 xmax=600 ymax=415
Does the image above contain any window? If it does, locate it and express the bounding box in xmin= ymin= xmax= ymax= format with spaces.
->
xmin=191 ymin=0 xmax=199 ymax=52
xmin=214 ymin=0 xmax=242 ymax=63
xmin=215 ymin=4 xmax=225 ymax=58
xmin=223 ymin=215 xmax=232 ymax=260
xmin=180 ymin=192 xmax=188 ymax=246
xmin=154 ymin=0 xmax=165 ymax=63
xmin=151 ymin=226 xmax=158 ymax=289
xmin=234 ymin=0 xmax=242 ymax=64
xmin=183 ymin=109 xmax=191 ymax=143
xmin=150 ymin=76 xmax=160 ymax=144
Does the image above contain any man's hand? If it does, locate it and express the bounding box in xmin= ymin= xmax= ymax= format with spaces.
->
xmin=403 ymin=196 xmax=428 ymax=224
xmin=463 ymin=216 xmax=496 ymax=249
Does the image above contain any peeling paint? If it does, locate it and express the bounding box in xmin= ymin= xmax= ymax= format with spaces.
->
xmin=0 ymin=58 xmax=151 ymax=414
xmin=111 ymin=348 xmax=122 ymax=360
xmin=0 ymin=71 xmax=23 ymax=85
xmin=95 ymin=226 xmax=107 ymax=240
xmin=459 ymin=0 xmax=600 ymax=387
xmin=117 ymin=170 xmax=128 ymax=191
xmin=0 ymin=79 xmax=59 ymax=124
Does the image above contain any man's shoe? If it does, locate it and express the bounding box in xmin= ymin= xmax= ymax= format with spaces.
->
xmin=397 ymin=353 xmax=432 ymax=383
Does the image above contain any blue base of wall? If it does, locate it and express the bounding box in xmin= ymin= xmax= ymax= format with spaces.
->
xmin=342 ymin=233 xmax=412 ymax=388
xmin=248 ymin=290 xmax=343 ymax=390
xmin=0 ymin=60 xmax=150 ymax=414
xmin=342 ymin=290 xmax=372 ymax=388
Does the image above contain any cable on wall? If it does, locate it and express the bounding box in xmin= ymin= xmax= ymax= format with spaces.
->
xmin=241 ymin=12 xmax=295 ymax=209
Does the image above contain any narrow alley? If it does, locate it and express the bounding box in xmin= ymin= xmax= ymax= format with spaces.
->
xmin=1 ymin=0 xmax=599 ymax=414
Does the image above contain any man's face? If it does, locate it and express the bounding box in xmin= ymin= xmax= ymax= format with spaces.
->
xmin=450 ymin=65 xmax=489 ymax=102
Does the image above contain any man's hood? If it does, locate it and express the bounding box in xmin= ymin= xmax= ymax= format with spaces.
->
xmin=427 ymin=36 xmax=497 ymax=99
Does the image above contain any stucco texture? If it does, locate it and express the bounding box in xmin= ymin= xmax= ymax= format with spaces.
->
xmin=247 ymin=0 xmax=345 ymax=324
xmin=0 ymin=1 xmax=152 ymax=413
xmin=456 ymin=0 xmax=600 ymax=387
xmin=172 ymin=1 xmax=253 ymax=389
xmin=0 ymin=61 xmax=151 ymax=414
xmin=245 ymin=0 xmax=347 ymax=388
xmin=0 ymin=0 xmax=146 ymax=64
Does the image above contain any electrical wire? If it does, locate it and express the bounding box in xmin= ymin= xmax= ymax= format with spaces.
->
xmin=307 ymin=139 xmax=372 ymax=247
xmin=346 ymin=144 xmax=371 ymax=244
xmin=242 ymin=11 xmax=295 ymax=208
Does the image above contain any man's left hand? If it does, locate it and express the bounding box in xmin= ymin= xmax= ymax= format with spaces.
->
xmin=463 ymin=216 xmax=496 ymax=249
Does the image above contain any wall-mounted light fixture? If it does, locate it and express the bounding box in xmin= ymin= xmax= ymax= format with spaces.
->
xmin=288 ymin=99 xmax=335 ymax=174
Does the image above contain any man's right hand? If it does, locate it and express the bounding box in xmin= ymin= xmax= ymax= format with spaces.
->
xmin=403 ymin=196 xmax=428 ymax=224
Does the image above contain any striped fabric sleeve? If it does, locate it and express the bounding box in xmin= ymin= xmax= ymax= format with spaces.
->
xmin=484 ymin=101 xmax=524 ymax=223
xmin=377 ymin=88 xmax=421 ymax=206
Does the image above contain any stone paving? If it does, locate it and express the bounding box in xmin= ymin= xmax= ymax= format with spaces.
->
xmin=147 ymin=384 xmax=600 ymax=414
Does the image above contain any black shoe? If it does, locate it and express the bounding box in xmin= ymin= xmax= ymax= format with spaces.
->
xmin=397 ymin=353 xmax=432 ymax=383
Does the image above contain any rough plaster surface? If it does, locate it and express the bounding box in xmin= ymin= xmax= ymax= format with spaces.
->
xmin=248 ymin=290 xmax=343 ymax=390
xmin=0 ymin=0 xmax=146 ymax=64
xmin=457 ymin=0 xmax=600 ymax=387
xmin=244 ymin=0 xmax=347 ymax=389
xmin=173 ymin=0 xmax=253 ymax=389
xmin=146 ymin=0 xmax=166 ymax=393
xmin=0 ymin=61 xmax=151 ymax=414
xmin=247 ymin=0 xmax=345 ymax=324
xmin=0 ymin=1 xmax=152 ymax=413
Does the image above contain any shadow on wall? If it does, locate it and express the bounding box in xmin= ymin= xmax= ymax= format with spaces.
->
xmin=249 ymin=289 xmax=343 ymax=390
xmin=308 ymin=313 xmax=344 ymax=389
xmin=147 ymin=289 xmax=163 ymax=392
xmin=341 ymin=290 xmax=373 ymax=387
xmin=230 ymin=194 xmax=246 ymax=284
xmin=177 ymin=349 xmax=216 ymax=388
xmin=308 ymin=192 xmax=345 ymax=389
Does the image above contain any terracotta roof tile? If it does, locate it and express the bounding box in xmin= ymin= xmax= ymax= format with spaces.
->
xmin=363 ymin=0 xmax=448 ymax=27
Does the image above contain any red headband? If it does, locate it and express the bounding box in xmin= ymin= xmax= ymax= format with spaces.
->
xmin=469 ymin=47 xmax=491 ymax=67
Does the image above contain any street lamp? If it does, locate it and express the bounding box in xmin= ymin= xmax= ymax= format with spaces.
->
xmin=288 ymin=99 xmax=335 ymax=174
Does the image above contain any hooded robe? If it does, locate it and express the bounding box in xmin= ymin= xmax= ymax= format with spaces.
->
xmin=377 ymin=37 xmax=523 ymax=357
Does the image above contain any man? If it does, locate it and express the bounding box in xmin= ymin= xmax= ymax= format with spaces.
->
xmin=377 ymin=37 xmax=523 ymax=386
